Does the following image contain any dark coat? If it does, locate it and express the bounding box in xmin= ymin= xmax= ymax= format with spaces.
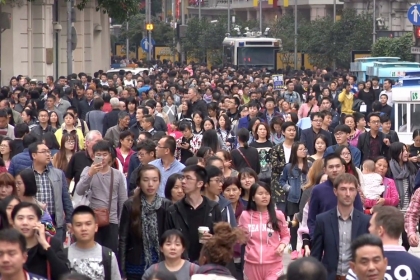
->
xmin=300 ymin=127 xmax=333 ymax=155
xmin=310 ymin=208 xmax=370 ymax=280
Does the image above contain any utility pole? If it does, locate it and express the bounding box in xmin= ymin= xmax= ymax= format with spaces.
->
xmin=259 ymin=0 xmax=262 ymax=32
xmin=126 ymin=20 xmax=129 ymax=61
xmin=373 ymin=0 xmax=376 ymax=43
xmin=66 ymin=0 xmax=72 ymax=74
xmin=227 ymin=0 xmax=231 ymax=33
xmin=199 ymin=0 xmax=201 ymax=20
xmin=294 ymin=0 xmax=297 ymax=70
xmin=181 ymin=0 xmax=185 ymax=63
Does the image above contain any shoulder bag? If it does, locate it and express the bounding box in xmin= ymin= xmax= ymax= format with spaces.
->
xmin=237 ymin=148 xmax=251 ymax=167
xmin=94 ymin=169 xmax=114 ymax=227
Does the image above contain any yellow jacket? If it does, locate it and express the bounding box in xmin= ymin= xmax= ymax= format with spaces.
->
xmin=338 ymin=90 xmax=354 ymax=115
xmin=54 ymin=125 xmax=85 ymax=150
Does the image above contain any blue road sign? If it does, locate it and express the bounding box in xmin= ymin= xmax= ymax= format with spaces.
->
xmin=408 ymin=5 xmax=420 ymax=25
xmin=141 ymin=38 xmax=155 ymax=52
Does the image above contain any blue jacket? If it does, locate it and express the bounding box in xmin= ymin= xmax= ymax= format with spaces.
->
xmin=324 ymin=143 xmax=362 ymax=167
xmin=137 ymin=85 xmax=151 ymax=95
xmin=127 ymin=155 xmax=140 ymax=187
xmin=8 ymin=148 xmax=32 ymax=176
xmin=279 ymin=163 xmax=309 ymax=204
xmin=237 ymin=116 xmax=251 ymax=130
xmin=219 ymin=195 xmax=237 ymax=228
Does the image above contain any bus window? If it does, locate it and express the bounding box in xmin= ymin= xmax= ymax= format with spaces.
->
xmin=397 ymin=104 xmax=420 ymax=132
xmin=223 ymin=46 xmax=233 ymax=64
xmin=238 ymin=47 xmax=275 ymax=67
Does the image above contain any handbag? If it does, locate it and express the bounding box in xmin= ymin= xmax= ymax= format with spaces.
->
xmin=94 ymin=169 xmax=114 ymax=227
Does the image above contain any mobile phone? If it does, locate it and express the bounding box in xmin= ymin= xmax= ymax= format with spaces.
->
xmin=94 ymin=156 xmax=103 ymax=165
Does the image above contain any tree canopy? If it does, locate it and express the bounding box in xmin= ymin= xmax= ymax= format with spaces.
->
xmin=371 ymin=32 xmax=414 ymax=61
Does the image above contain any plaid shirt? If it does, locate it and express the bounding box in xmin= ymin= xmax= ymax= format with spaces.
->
xmin=33 ymin=166 xmax=55 ymax=215
xmin=405 ymin=187 xmax=420 ymax=237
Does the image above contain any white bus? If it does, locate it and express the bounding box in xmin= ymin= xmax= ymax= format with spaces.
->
xmin=222 ymin=37 xmax=282 ymax=69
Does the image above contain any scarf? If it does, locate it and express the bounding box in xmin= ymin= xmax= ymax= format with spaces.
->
xmin=141 ymin=194 xmax=162 ymax=268
xmin=389 ymin=159 xmax=415 ymax=208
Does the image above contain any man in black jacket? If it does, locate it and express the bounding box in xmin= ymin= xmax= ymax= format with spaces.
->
xmin=164 ymin=165 xmax=222 ymax=262
xmin=300 ymin=112 xmax=333 ymax=155
xmin=357 ymin=112 xmax=391 ymax=162
xmin=188 ymin=87 xmax=208 ymax=118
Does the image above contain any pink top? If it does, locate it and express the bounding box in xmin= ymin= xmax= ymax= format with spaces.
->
xmin=364 ymin=177 xmax=399 ymax=209
xmin=298 ymin=103 xmax=319 ymax=119
xmin=238 ymin=210 xmax=290 ymax=265
xmin=348 ymin=129 xmax=362 ymax=147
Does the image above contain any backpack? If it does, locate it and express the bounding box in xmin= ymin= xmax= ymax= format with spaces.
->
xmin=64 ymin=245 xmax=113 ymax=280
xmin=153 ymin=262 xmax=197 ymax=276
xmin=79 ymin=119 xmax=87 ymax=135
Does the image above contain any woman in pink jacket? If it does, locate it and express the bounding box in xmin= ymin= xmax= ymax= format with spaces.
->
xmin=363 ymin=156 xmax=399 ymax=210
xmin=238 ymin=182 xmax=290 ymax=280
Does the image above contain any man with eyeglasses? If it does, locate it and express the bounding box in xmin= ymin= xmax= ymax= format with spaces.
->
xmin=150 ymin=135 xmax=185 ymax=197
xmin=300 ymin=112 xmax=333 ymax=155
xmin=27 ymin=142 xmax=73 ymax=243
xmin=128 ymin=139 xmax=156 ymax=195
xmin=324 ymin=125 xmax=362 ymax=167
xmin=164 ymin=165 xmax=222 ymax=263
xmin=357 ymin=113 xmax=391 ymax=162
xmin=203 ymin=165 xmax=237 ymax=228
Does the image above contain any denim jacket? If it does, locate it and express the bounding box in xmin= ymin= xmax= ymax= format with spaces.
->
xmin=279 ymin=163 xmax=308 ymax=204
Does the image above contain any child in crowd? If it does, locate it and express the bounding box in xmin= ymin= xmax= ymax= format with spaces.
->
xmin=362 ymin=159 xmax=385 ymax=214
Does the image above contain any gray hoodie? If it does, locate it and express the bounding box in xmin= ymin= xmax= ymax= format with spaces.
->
xmin=218 ymin=195 xmax=237 ymax=228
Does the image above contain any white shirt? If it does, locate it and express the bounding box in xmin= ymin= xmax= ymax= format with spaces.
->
xmin=379 ymin=89 xmax=393 ymax=107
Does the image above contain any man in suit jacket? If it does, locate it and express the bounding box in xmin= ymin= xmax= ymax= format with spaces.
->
xmin=300 ymin=111 xmax=333 ymax=155
xmin=311 ymin=173 xmax=370 ymax=280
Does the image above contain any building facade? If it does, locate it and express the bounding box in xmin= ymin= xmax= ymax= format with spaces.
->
xmin=0 ymin=0 xmax=110 ymax=85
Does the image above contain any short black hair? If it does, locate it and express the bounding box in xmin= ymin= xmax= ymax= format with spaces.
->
xmin=71 ymin=205 xmax=96 ymax=224
xmin=67 ymin=106 xmax=78 ymax=115
xmin=135 ymin=138 xmax=156 ymax=153
xmin=334 ymin=124 xmax=351 ymax=134
xmin=182 ymin=165 xmax=208 ymax=184
xmin=206 ymin=156 xmax=224 ymax=168
xmin=367 ymin=112 xmax=380 ymax=122
xmin=161 ymin=136 xmax=176 ymax=156
xmin=324 ymin=153 xmax=346 ymax=168
xmin=205 ymin=165 xmax=223 ymax=183
xmin=287 ymin=256 xmax=327 ymax=280
xmin=0 ymin=109 xmax=8 ymax=119
xmin=11 ymin=201 xmax=42 ymax=221
xmin=28 ymin=141 xmax=43 ymax=160
xmin=23 ymin=133 xmax=39 ymax=149
xmin=351 ymin=234 xmax=384 ymax=262
xmin=14 ymin=123 xmax=29 ymax=138
xmin=92 ymin=140 xmax=112 ymax=154
xmin=145 ymin=99 xmax=157 ymax=109
xmin=0 ymin=228 xmax=27 ymax=253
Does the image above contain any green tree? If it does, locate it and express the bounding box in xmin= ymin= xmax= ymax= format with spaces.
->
xmin=300 ymin=9 xmax=373 ymax=68
xmin=182 ymin=17 xmax=228 ymax=65
xmin=268 ymin=13 xmax=309 ymax=67
xmin=371 ymin=33 xmax=414 ymax=61
xmin=120 ymin=13 xmax=175 ymax=52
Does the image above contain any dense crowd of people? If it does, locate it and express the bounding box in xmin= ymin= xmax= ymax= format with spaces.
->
xmin=0 ymin=64 xmax=419 ymax=280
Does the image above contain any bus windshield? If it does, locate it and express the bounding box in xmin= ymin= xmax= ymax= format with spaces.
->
xmin=237 ymin=47 xmax=275 ymax=67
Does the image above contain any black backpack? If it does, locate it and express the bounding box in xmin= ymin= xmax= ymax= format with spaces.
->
xmin=64 ymin=245 xmax=113 ymax=280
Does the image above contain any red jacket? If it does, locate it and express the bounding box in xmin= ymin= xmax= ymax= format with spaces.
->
xmin=116 ymin=148 xmax=135 ymax=175
xmin=364 ymin=177 xmax=399 ymax=209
